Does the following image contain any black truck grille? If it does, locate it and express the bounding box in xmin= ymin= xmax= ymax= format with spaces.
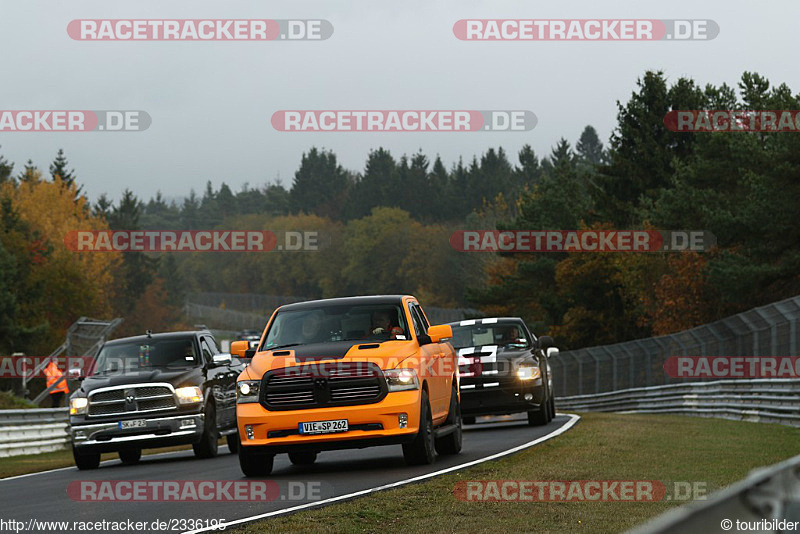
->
xmin=261 ymin=362 xmax=387 ymax=411
xmin=88 ymin=384 xmax=177 ymax=416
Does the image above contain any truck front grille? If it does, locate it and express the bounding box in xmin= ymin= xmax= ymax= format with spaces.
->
xmin=261 ymin=362 xmax=387 ymax=411
xmin=87 ymin=384 xmax=177 ymax=417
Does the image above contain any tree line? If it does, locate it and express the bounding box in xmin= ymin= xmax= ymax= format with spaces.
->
xmin=1 ymin=70 xmax=797 ymax=354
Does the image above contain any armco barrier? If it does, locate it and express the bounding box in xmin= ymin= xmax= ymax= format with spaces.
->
xmin=556 ymin=378 xmax=800 ymax=426
xmin=0 ymin=408 xmax=70 ymax=458
xmin=629 ymin=451 xmax=800 ymax=533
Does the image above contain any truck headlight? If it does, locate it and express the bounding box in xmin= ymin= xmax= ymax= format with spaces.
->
xmin=70 ymin=397 xmax=88 ymax=415
xmin=237 ymin=380 xmax=260 ymax=403
xmin=384 ymin=369 xmax=419 ymax=392
xmin=175 ymin=386 xmax=204 ymax=405
xmin=517 ymin=365 xmax=541 ymax=381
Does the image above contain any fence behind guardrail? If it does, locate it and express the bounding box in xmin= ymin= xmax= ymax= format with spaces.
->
xmin=550 ymin=295 xmax=800 ymax=396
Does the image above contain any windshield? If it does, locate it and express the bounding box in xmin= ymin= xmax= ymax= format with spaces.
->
xmin=262 ymin=304 xmax=410 ymax=349
xmin=450 ymin=322 xmax=531 ymax=350
xmin=93 ymin=338 xmax=200 ymax=374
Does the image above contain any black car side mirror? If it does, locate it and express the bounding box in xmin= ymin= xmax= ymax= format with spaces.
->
xmin=538 ymin=336 xmax=555 ymax=351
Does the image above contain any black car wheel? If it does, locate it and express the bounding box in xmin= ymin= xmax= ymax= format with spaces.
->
xmin=119 ymin=449 xmax=141 ymax=465
xmin=226 ymin=432 xmax=240 ymax=454
xmin=72 ymin=447 xmax=100 ymax=470
xmin=239 ymin=445 xmax=274 ymax=477
xmin=435 ymin=384 xmax=463 ymax=455
xmin=193 ymin=402 xmax=219 ymax=458
xmin=403 ymin=389 xmax=435 ymax=465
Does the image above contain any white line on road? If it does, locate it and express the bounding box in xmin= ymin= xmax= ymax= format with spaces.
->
xmin=184 ymin=413 xmax=581 ymax=534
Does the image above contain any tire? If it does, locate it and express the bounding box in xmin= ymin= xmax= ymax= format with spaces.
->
xmin=435 ymin=384 xmax=463 ymax=455
xmin=118 ymin=449 xmax=141 ymax=465
xmin=239 ymin=445 xmax=274 ymax=477
xmin=193 ymin=403 xmax=219 ymax=458
xmin=462 ymin=416 xmax=476 ymax=425
xmin=288 ymin=452 xmax=318 ymax=465
xmin=403 ymin=389 xmax=435 ymax=465
xmin=226 ymin=432 xmax=240 ymax=454
xmin=549 ymin=394 xmax=556 ymax=420
xmin=72 ymin=447 xmax=100 ymax=470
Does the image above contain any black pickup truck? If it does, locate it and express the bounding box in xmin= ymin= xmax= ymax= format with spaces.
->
xmin=68 ymin=330 xmax=244 ymax=469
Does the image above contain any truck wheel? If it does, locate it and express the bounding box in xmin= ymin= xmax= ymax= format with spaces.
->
xmin=193 ymin=403 xmax=219 ymax=458
xmin=463 ymin=416 xmax=476 ymax=425
xmin=403 ymin=389 xmax=435 ymax=465
xmin=288 ymin=452 xmax=317 ymax=465
xmin=119 ymin=449 xmax=141 ymax=465
xmin=72 ymin=446 xmax=100 ymax=470
xmin=226 ymin=433 xmax=240 ymax=454
xmin=435 ymin=384 xmax=463 ymax=455
xmin=549 ymin=395 xmax=556 ymax=420
xmin=239 ymin=445 xmax=274 ymax=477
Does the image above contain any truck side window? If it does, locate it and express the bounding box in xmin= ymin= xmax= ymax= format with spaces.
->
xmin=409 ymin=304 xmax=426 ymax=337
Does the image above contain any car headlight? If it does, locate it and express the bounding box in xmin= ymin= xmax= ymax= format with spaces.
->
xmin=237 ymin=380 xmax=260 ymax=403
xmin=517 ymin=365 xmax=542 ymax=381
xmin=384 ymin=369 xmax=419 ymax=392
xmin=175 ymin=386 xmax=204 ymax=405
xmin=70 ymin=397 xmax=88 ymax=415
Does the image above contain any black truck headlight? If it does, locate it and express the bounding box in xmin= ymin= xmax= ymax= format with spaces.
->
xmin=175 ymin=386 xmax=204 ymax=405
xmin=237 ymin=380 xmax=260 ymax=403
xmin=70 ymin=397 xmax=88 ymax=415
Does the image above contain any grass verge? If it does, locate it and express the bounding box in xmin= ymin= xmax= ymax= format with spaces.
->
xmin=0 ymin=391 xmax=37 ymax=409
xmin=232 ymin=413 xmax=800 ymax=534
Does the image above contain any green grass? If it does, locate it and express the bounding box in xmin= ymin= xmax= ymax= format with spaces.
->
xmin=231 ymin=413 xmax=800 ymax=534
xmin=0 ymin=391 xmax=37 ymax=409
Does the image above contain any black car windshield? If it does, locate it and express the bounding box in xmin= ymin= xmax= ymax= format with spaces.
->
xmin=262 ymin=304 xmax=410 ymax=350
xmin=93 ymin=338 xmax=200 ymax=374
xmin=450 ymin=321 xmax=531 ymax=350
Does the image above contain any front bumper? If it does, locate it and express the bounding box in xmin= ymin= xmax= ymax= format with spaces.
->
xmin=460 ymin=378 xmax=545 ymax=417
xmin=237 ymin=390 xmax=421 ymax=453
xmin=70 ymin=413 xmax=204 ymax=453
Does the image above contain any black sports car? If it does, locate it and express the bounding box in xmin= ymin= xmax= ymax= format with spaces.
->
xmin=447 ymin=317 xmax=556 ymax=426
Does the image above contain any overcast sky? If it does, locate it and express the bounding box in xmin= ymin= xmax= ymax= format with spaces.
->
xmin=0 ymin=1 xmax=796 ymax=203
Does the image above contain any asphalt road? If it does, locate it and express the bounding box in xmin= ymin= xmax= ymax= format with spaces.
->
xmin=0 ymin=414 xmax=576 ymax=534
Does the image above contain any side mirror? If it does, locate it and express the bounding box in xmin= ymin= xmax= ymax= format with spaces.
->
xmin=546 ymin=347 xmax=559 ymax=359
xmin=538 ymin=336 xmax=555 ymax=351
xmin=68 ymin=368 xmax=84 ymax=381
xmin=230 ymin=340 xmax=250 ymax=359
xmin=212 ymin=353 xmax=232 ymax=366
xmin=427 ymin=325 xmax=453 ymax=344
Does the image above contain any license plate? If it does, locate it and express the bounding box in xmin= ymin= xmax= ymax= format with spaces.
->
xmin=119 ymin=419 xmax=146 ymax=430
xmin=298 ymin=419 xmax=348 ymax=435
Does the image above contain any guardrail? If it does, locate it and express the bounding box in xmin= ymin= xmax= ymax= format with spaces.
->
xmin=556 ymin=378 xmax=800 ymax=427
xmin=0 ymin=408 xmax=70 ymax=458
xmin=629 ymin=451 xmax=800 ymax=533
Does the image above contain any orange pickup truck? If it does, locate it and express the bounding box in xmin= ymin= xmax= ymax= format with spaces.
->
xmin=230 ymin=295 xmax=462 ymax=476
